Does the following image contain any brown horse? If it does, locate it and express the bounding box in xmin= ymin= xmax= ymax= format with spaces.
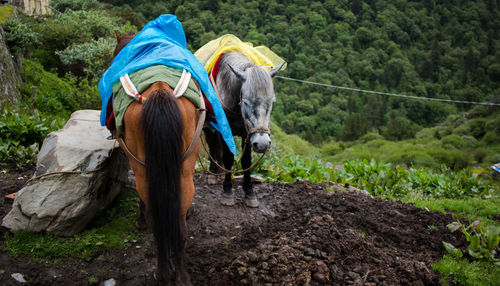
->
xmin=113 ymin=33 xmax=202 ymax=285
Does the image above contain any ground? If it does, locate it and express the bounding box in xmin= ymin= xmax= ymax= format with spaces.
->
xmin=0 ymin=165 xmax=465 ymax=285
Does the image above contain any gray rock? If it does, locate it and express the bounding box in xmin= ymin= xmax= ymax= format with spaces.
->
xmin=104 ymin=278 xmax=116 ymax=286
xmin=2 ymin=110 xmax=130 ymax=236
xmin=11 ymin=273 xmax=27 ymax=283
xmin=0 ymin=27 xmax=22 ymax=109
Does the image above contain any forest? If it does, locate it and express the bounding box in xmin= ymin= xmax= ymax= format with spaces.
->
xmin=1 ymin=1 xmax=499 ymax=284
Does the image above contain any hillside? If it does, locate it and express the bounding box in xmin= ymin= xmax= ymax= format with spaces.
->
xmin=100 ymin=0 xmax=500 ymax=144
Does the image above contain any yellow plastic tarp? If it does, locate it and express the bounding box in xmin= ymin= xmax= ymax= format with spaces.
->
xmin=194 ymin=34 xmax=286 ymax=73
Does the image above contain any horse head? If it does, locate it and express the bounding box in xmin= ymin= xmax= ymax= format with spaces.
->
xmin=228 ymin=61 xmax=285 ymax=153
xmin=113 ymin=31 xmax=136 ymax=58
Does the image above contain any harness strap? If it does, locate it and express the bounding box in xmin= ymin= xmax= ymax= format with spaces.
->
xmin=182 ymin=91 xmax=206 ymax=162
xmin=118 ymin=69 xmax=206 ymax=166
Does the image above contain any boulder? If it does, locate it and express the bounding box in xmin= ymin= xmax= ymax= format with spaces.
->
xmin=0 ymin=27 xmax=22 ymax=110
xmin=2 ymin=110 xmax=130 ymax=236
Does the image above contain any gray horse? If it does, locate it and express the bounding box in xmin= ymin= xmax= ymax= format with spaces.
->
xmin=204 ymin=51 xmax=285 ymax=207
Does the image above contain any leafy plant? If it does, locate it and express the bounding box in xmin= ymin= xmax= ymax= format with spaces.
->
xmin=444 ymin=220 xmax=500 ymax=264
xmin=2 ymin=17 xmax=40 ymax=54
xmin=55 ymin=37 xmax=116 ymax=80
xmin=0 ymin=107 xmax=58 ymax=166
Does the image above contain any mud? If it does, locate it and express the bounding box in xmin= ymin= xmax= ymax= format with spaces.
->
xmin=0 ymin=166 xmax=465 ymax=285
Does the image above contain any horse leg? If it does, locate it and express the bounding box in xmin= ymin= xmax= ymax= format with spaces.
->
xmin=204 ymin=127 xmax=222 ymax=184
xmin=172 ymin=98 xmax=199 ymax=286
xmin=117 ymin=103 xmax=150 ymax=227
xmin=242 ymin=141 xmax=259 ymax=208
xmin=221 ymin=144 xmax=235 ymax=206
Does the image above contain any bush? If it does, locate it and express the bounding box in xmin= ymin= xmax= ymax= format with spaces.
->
xmin=468 ymin=118 xmax=487 ymax=139
xmin=472 ymin=149 xmax=487 ymax=163
xmin=358 ymin=132 xmax=383 ymax=143
xmin=51 ymin=0 xmax=102 ymax=12
xmin=0 ymin=107 xmax=58 ymax=166
xmin=387 ymin=150 xmax=439 ymax=169
xmin=19 ymin=60 xmax=100 ymax=115
xmin=428 ymin=148 xmax=471 ymax=169
xmin=2 ymin=18 xmax=40 ymax=54
xmin=461 ymin=136 xmax=478 ymax=148
xmin=55 ymin=37 xmax=115 ymax=80
xmin=481 ymin=132 xmax=499 ymax=145
xmin=320 ymin=141 xmax=342 ymax=157
xmin=442 ymin=134 xmax=467 ymax=149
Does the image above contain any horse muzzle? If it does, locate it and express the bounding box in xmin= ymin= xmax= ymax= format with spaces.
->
xmin=249 ymin=132 xmax=271 ymax=153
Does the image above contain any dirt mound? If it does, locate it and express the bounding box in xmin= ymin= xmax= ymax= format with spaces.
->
xmin=0 ymin=170 xmax=464 ymax=285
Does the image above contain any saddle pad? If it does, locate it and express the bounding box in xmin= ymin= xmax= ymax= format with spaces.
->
xmin=194 ymin=34 xmax=286 ymax=73
xmin=112 ymin=65 xmax=201 ymax=133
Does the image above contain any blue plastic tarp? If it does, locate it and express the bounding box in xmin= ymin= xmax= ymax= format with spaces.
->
xmin=98 ymin=14 xmax=236 ymax=155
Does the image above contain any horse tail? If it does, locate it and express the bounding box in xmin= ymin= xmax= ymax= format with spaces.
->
xmin=141 ymin=90 xmax=183 ymax=271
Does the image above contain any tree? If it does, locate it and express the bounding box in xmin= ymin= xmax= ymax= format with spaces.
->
xmin=338 ymin=113 xmax=368 ymax=141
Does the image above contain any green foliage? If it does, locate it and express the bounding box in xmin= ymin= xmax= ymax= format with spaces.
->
xmin=55 ymin=37 xmax=116 ymax=80
xmin=2 ymin=18 xmax=40 ymax=54
xmin=51 ymin=0 xmax=102 ymax=12
xmin=445 ymin=220 xmax=500 ymax=263
xmin=32 ymin=9 xmax=124 ymax=75
xmin=3 ymin=189 xmax=140 ymax=262
xmin=261 ymin=157 xmax=496 ymax=200
xmin=19 ymin=59 xmax=101 ymax=115
xmin=0 ymin=5 xmax=14 ymax=24
xmin=432 ymin=255 xmax=500 ymax=286
xmin=0 ymin=107 xmax=60 ymax=166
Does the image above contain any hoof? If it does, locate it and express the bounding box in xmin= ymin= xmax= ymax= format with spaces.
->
xmin=207 ymin=174 xmax=219 ymax=185
xmin=220 ymin=193 xmax=235 ymax=206
xmin=245 ymin=196 xmax=259 ymax=208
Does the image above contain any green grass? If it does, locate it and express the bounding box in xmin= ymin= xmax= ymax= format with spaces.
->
xmin=0 ymin=5 xmax=14 ymax=24
xmin=408 ymin=197 xmax=500 ymax=225
xmin=3 ymin=189 xmax=140 ymax=263
xmin=432 ymin=255 xmax=500 ymax=286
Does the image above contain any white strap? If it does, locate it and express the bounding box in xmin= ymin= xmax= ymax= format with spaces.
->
xmin=174 ymin=70 xmax=192 ymax=98
xmin=119 ymin=74 xmax=139 ymax=99
xmin=120 ymin=69 xmax=191 ymax=101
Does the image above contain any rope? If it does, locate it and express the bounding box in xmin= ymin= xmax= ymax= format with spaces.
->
xmin=275 ymin=76 xmax=500 ymax=107
xmin=25 ymin=140 xmax=118 ymax=185
xmin=198 ymin=133 xmax=266 ymax=176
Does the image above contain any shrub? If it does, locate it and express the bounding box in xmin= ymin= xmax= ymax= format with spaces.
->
xmin=55 ymin=37 xmax=115 ymax=80
xmin=0 ymin=107 xmax=59 ymax=166
xmin=2 ymin=18 xmax=40 ymax=54
xmin=468 ymin=118 xmax=487 ymax=139
xmin=472 ymin=149 xmax=487 ymax=163
xmin=320 ymin=141 xmax=342 ymax=157
xmin=461 ymin=136 xmax=478 ymax=148
xmin=51 ymin=0 xmax=102 ymax=12
xmin=442 ymin=134 xmax=467 ymax=149
xmin=19 ymin=60 xmax=100 ymax=115
xmin=428 ymin=148 xmax=471 ymax=169
xmin=358 ymin=132 xmax=383 ymax=143
xmin=387 ymin=150 xmax=439 ymax=169
xmin=481 ymin=132 xmax=499 ymax=145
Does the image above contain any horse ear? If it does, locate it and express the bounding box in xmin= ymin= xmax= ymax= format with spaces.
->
xmin=269 ymin=62 xmax=286 ymax=78
xmin=114 ymin=31 xmax=122 ymax=43
xmin=228 ymin=64 xmax=247 ymax=82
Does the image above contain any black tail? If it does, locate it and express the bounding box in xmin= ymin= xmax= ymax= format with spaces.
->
xmin=141 ymin=90 xmax=183 ymax=273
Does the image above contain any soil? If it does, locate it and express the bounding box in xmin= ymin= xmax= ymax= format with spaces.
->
xmin=0 ymin=164 xmax=466 ymax=286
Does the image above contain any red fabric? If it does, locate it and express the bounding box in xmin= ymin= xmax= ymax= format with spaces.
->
xmin=211 ymin=54 xmax=223 ymax=82
xmin=203 ymin=95 xmax=216 ymax=123
xmin=105 ymin=98 xmax=115 ymax=130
